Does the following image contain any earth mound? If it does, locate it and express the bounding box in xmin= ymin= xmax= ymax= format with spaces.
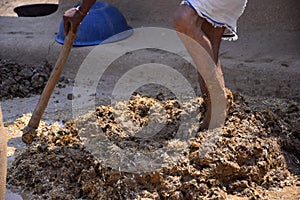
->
xmin=7 ymin=91 xmax=300 ymax=199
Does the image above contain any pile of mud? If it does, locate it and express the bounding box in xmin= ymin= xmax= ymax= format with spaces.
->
xmin=7 ymin=91 xmax=300 ymax=199
xmin=0 ymin=59 xmax=52 ymax=100
xmin=0 ymin=59 xmax=70 ymax=100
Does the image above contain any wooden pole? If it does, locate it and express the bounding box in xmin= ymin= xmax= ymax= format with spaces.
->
xmin=0 ymin=105 xmax=7 ymax=200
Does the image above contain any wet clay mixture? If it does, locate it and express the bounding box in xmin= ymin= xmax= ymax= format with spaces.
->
xmin=7 ymin=90 xmax=300 ymax=199
xmin=0 ymin=59 xmax=70 ymax=100
xmin=0 ymin=59 xmax=52 ymax=100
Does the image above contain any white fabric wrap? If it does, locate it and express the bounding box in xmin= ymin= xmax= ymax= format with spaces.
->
xmin=182 ymin=0 xmax=248 ymax=40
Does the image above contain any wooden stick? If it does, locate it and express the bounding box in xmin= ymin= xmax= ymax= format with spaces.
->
xmin=22 ymin=32 xmax=76 ymax=144
xmin=0 ymin=105 xmax=7 ymax=200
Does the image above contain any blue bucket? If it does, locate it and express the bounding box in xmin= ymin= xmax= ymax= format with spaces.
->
xmin=55 ymin=2 xmax=133 ymax=46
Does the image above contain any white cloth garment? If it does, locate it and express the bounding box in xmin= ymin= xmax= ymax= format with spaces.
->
xmin=181 ymin=0 xmax=248 ymax=40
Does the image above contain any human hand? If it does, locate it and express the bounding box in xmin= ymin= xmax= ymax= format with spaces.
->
xmin=63 ymin=6 xmax=87 ymax=35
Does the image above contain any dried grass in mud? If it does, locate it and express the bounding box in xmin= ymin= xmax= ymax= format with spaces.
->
xmin=6 ymin=90 xmax=300 ymax=199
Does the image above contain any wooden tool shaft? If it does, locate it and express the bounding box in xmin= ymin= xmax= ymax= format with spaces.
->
xmin=0 ymin=105 xmax=7 ymax=200
xmin=28 ymin=32 xmax=76 ymax=129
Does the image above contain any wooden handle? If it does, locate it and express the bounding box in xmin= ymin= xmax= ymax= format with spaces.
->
xmin=28 ymin=32 xmax=76 ymax=129
xmin=0 ymin=105 xmax=7 ymax=200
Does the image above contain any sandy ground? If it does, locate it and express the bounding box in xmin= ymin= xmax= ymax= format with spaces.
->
xmin=0 ymin=0 xmax=299 ymax=103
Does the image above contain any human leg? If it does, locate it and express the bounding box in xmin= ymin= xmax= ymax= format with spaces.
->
xmin=173 ymin=4 xmax=215 ymax=62
xmin=202 ymin=20 xmax=225 ymax=87
xmin=173 ymin=4 xmax=225 ymax=130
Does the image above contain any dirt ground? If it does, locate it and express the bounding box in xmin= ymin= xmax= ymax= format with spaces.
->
xmin=1 ymin=0 xmax=300 ymax=199
xmin=1 ymin=0 xmax=299 ymax=102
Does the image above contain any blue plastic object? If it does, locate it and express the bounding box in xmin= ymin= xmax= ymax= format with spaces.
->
xmin=55 ymin=2 xmax=133 ymax=46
